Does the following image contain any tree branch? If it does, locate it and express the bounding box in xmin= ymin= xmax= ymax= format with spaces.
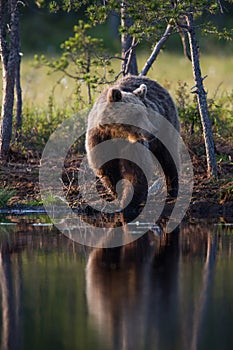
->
xmin=176 ymin=23 xmax=191 ymax=61
xmin=140 ymin=23 xmax=173 ymax=76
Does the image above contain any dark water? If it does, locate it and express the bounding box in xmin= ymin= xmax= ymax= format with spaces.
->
xmin=0 ymin=214 xmax=233 ymax=350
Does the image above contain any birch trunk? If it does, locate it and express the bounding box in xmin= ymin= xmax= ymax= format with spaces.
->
xmin=186 ymin=12 xmax=218 ymax=178
xmin=15 ymin=55 xmax=22 ymax=141
xmin=0 ymin=0 xmax=20 ymax=160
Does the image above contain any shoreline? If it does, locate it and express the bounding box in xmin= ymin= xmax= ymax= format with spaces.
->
xmin=0 ymin=200 xmax=232 ymax=223
xmin=0 ymin=147 xmax=232 ymax=222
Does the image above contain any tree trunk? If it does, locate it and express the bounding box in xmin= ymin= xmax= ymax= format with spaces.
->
xmin=186 ymin=12 xmax=218 ymax=178
xmin=0 ymin=0 xmax=20 ymax=160
xmin=15 ymin=55 xmax=22 ymax=141
xmin=120 ymin=1 xmax=138 ymax=76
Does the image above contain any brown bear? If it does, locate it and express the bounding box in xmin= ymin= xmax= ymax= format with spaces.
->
xmin=85 ymin=75 xmax=180 ymax=210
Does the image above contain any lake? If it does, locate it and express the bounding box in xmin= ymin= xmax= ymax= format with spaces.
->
xmin=0 ymin=213 xmax=233 ymax=350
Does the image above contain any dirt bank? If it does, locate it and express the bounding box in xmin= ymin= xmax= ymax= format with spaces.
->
xmin=0 ymin=140 xmax=232 ymax=221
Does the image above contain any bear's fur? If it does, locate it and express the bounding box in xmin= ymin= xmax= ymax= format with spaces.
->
xmin=85 ymin=75 xmax=180 ymax=209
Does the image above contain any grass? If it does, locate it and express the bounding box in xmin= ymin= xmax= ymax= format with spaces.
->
xmin=0 ymin=51 xmax=232 ymax=209
xmin=142 ymin=52 xmax=233 ymax=99
xmin=0 ymin=52 xmax=232 ymax=152
xmin=0 ymin=188 xmax=17 ymax=207
xmin=18 ymin=52 xmax=233 ymax=107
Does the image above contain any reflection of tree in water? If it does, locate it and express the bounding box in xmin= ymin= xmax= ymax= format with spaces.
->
xmin=85 ymin=219 xmax=220 ymax=350
xmin=180 ymin=224 xmax=218 ymax=350
xmin=0 ymin=223 xmax=85 ymax=350
xmin=0 ymin=218 xmax=232 ymax=350
xmin=0 ymin=247 xmax=22 ymax=349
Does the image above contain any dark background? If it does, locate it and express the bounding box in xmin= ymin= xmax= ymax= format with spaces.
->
xmin=20 ymin=1 xmax=233 ymax=55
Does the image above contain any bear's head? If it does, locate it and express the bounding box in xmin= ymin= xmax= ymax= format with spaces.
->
xmin=107 ymin=84 xmax=147 ymax=105
xmin=87 ymin=82 xmax=159 ymax=143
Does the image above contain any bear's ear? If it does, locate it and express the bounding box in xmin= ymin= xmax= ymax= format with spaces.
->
xmin=133 ymin=84 xmax=147 ymax=99
xmin=107 ymin=88 xmax=122 ymax=103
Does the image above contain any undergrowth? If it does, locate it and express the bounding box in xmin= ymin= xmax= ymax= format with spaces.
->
xmin=12 ymin=80 xmax=233 ymax=158
xmin=175 ymin=81 xmax=233 ymax=141
xmin=0 ymin=188 xmax=16 ymax=207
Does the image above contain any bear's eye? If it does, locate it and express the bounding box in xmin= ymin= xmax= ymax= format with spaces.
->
xmin=107 ymin=88 xmax=122 ymax=103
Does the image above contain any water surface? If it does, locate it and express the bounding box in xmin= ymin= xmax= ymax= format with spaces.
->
xmin=0 ymin=215 xmax=233 ymax=350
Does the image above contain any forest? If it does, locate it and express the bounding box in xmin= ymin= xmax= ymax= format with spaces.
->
xmin=0 ymin=0 xmax=232 ymax=219
xmin=1 ymin=3 xmax=233 ymax=350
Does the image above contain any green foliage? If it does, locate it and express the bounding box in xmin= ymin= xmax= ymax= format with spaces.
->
xmin=37 ymin=0 xmax=233 ymax=101
xmin=202 ymin=23 xmax=233 ymax=41
xmin=17 ymin=77 xmax=232 ymax=157
xmin=48 ymin=0 xmax=85 ymax=12
xmin=175 ymin=81 xmax=201 ymax=134
xmin=66 ymin=0 xmax=233 ymax=45
xmin=176 ymin=81 xmax=233 ymax=141
xmin=19 ymin=96 xmax=86 ymax=153
xmin=208 ymin=90 xmax=233 ymax=139
xmin=34 ymin=20 xmax=115 ymax=105
xmin=0 ymin=188 xmax=16 ymax=207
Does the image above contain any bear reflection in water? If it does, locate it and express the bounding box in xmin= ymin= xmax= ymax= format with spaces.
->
xmin=85 ymin=212 xmax=179 ymax=350
xmin=85 ymin=216 xmax=215 ymax=350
